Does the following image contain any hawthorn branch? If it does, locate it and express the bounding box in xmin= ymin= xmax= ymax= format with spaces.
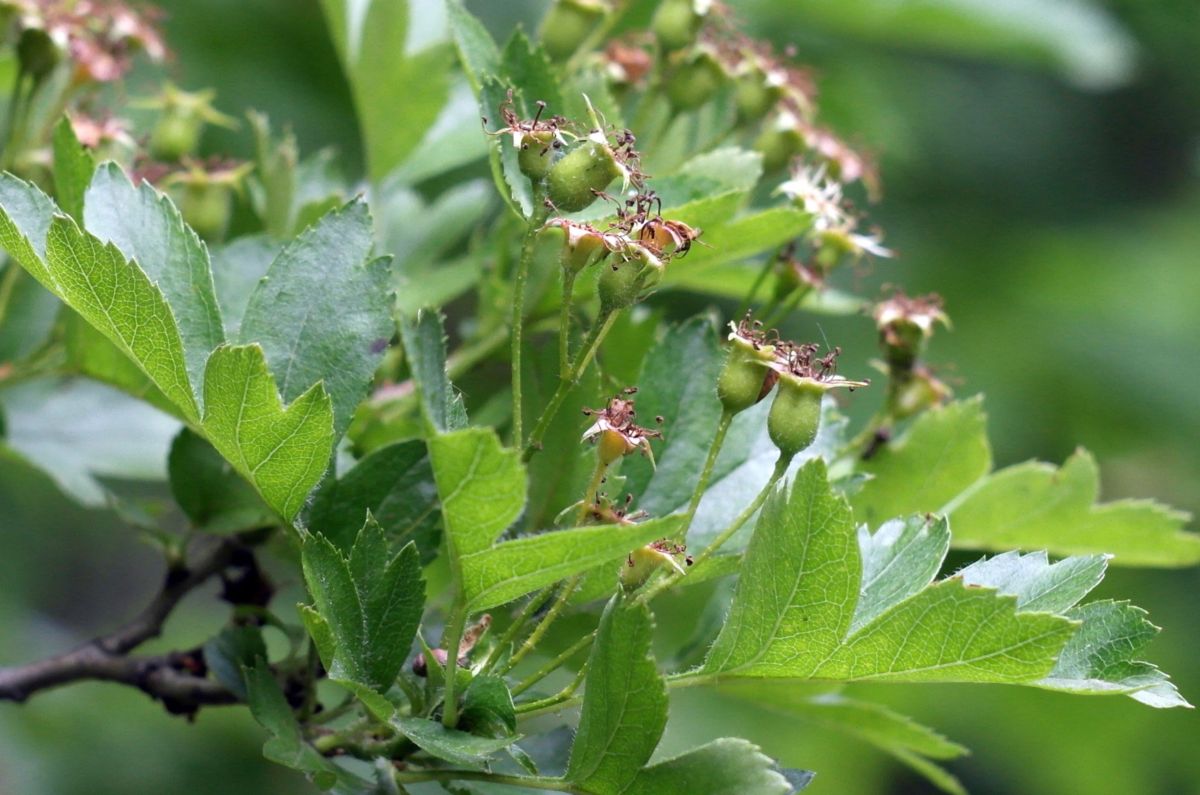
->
xmin=0 ymin=538 xmax=241 ymax=710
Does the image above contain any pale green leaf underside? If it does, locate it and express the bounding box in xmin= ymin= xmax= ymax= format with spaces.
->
xmin=201 ymin=344 xmax=334 ymax=520
xmin=853 ymin=515 xmax=950 ymax=633
xmin=622 ymin=738 xmax=806 ymax=795
xmin=390 ymin=715 xmax=519 ymax=768
xmin=947 ymin=449 xmax=1200 ymax=566
xmin=567 ymin=597 xmax=668 ymax=794
xmin=84 ymin=163 xmax=225 ymax=401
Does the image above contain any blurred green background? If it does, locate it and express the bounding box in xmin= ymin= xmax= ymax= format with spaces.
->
xmin=1 ymin=0 xmax=1197 ymax=792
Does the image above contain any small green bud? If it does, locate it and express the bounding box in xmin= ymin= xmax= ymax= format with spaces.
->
xmin=517 ymin=128 xmax=558 ymax=180
xmin=180 ymin=181 xmax=233 ymax=241
xmin=718 ymin=323 xmax=777 ymax=415
xmin=873 ymin=292 xmax=947 ymax=372
xmin=734 ymin=70 xmax=780 ymax=123
xmin=767 ymin=375 xmax=824 ymax=458
xmin=546 ymin=140 xmax=622 ymax=212
xmin=754 ymin=117 xmax=803 ymax=173
xmin=541 ymin=0 xmax=608 ymax=61
xmin=653 ymin=0 xmax=705 ymax=51
xmin=146 ymin=85 xmax=237 ymax=162
xmin=17 ymin=27 xmax=60 ymax=81
xmin=665 ymin=50 xmax=725 ymax=111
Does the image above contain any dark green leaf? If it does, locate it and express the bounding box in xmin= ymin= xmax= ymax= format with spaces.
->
xmin=238 ymin=200 xmax=392 ymax=439
xmin=51 ymin=116 xmax=93 ymax=221
xmin=203 ymin=625 xmax=267 ymax=699
xmin=308 ymin=439 xmax=440 ymax=558
xmin=461 ymin=675 xmax=517 ymax=736
xmin=399 ymin=309 xmax=467 ymax=434
xmin=301 ymin=517 xmax=424 ymax=692
xmin=567 ymin=596 xmax=667 ymax=794
xmin=168 ymin=428 xmax=276 ymax=533
xmin=446 ymin=0 xmax=500 ymax=95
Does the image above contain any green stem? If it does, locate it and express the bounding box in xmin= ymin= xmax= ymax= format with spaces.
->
xmin=0 ymin=262 xmax=24 ymax=331
xmin=523 ymin=309 xmax=619 ymax=462
xmin=512 ymin=192 xmax=550 ymax=448
xmin=511 ymin=631 xmax=595 ymax=697
xmin=762 ymin=284 xmax=810 ymax=329
xmin=392 ymin=769 xmax=577 ymax=793
xmin=558 ymin=269 xmax=577 ymax=379
xmin=517 ymin=669 xmax=720 ymax=723
xmin=577 ymin=458 xmax=609 ymax=524
xmin=439 ymin=607 xmax=468 ymax=728
xmin=478 ymin=586 xmax=555 ymax=673
xmin=638 ymin=452 xmax=793 ymax=603
xmin=738 ymin=257 xmax=774 ymax=317
xmin=676 ymin=409 xmax=734 ymax=539
xmin=501 ymin=575 xmax=582 ymax=675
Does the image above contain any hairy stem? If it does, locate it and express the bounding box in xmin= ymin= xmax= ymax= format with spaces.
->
xmin=676 ymin=409 xmax=734 ymax=538
xmin=501 ymin=575 xmax=581 ymax=675
xmin=559 ymin=269 xmax=577 ymax=379
xmin=639 ymin=452 xmax=793 ymax=604
xmin=392 ymin=769 xmax=577 ymax=793
xmin=523 ymin=309 xmax=619 ymax=462
xmin=439 ymin=607 xmax=468 ymax=728
xmin=512 ymin=193 xmax=549 ymax=447
xmin=511 ymin=630 xmax=596 ymax=697
xmin=478 ymin=586 xmax=555 ymax=673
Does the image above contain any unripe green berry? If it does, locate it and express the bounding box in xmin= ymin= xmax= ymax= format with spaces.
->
xmin=734 ymin=72 xmax=780 ymax=123
xmin=767 ymin=375 xmax=824 ymax=458
xmin=17 ymin=28 xmax=60 ymax=81
xmin=598 ymin=258 xmax=645 ymax=314
xmin=754 ymin=123 xmax=802 ymax=173
xmin=541 ymin=0 xmax=607 ymax=61
xmin=717 ymin=336 xmax=776 ymax=415
xmin=517 ymin=129 xmax=558 ymax=180
xmin=150 ymin=112 xmax=202 ymax=162
xmin=653 ymin=0 xmax=703 ymax=51
xmin=546 ymin=141 xmax=621 ymax=212
xmin=180 ymin=182 xmax=233 ymax=241
xmin=665 ymin=52 xmax=725 ymax=111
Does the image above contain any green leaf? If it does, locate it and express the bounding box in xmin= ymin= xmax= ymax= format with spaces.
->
xmin=210 ymin=235 xmax=277 ymax=338
xmin=51 ymin=117 xmax=93 ymax=221
xmin=703 ymin=459 xmax=861 ymax=677
xmin=390 ymin=715 xmax=518 ymax=768
xmin=719 ymin=687 xmax=966 ymax=795
xmin=500 ymin=30 xmax=564 ymax=114
xmin=1040 ymin=600 xmax=1189 ymax=708
xmin=462 ymin=515 xmax=680 ymax=612
xmin=200 ymin=344 xmax=334 ymax=520
xmin=308 ymin=439 xmax=440 ymax=558
xmin=664 ymin=207 xmax=811 ymax=297
xmin=429 ymin=427 xmax=526 ymax=560
xmin=0 ymin=378 xmax=179 ymax=506
xmin=567 ymin=596 xmax=667 ymax=794
xmin=810 ymin=579 xmax=1075 ymax=684
xmin=446 ymin=0 xmax=500 ymax=95
xmin=623 ymin=738 xmax=808 ymax=795
xmin=852 ymin=515 xmax=950 ymax=632
xmin=955 ymin=550 xmax=1107 ymax=613
xmin=301 ymin=517 xmax=424 ymax=692
xmin=168 ymin=428 xmax=276 ymax=533
xmin=481 ymin=76 xmax=534 ymax=218
xmin=461 ymin=675 xmax=517 ymax=737
xmin=238 ymin=200 xmax=392 ymax=439
xmin=0 ymin=177 xmax=200 ymax=421
xmin=83 ymin=163 xmax=226 ymax=401
xmin=947 ymin=449 xmax=1200 ymax=566
xmin=851 ymin=398 xmax=991 ymax=528
xmin=244 ymin=658 xmax=365 ymax=791
xmin=203 ymin=625 xmax=267 ymax=700
xmin=621 ymin=317 xmax=725 ymax=514
xmin=652 ymin=147 xmax=764 ymax=212
xmin=320 ymin=0 xmax=452 ymax=181
xmin=399 ymin=309 xmax=467 ymax=434
xmin=62 ymin=312 xmax=181 ymax=419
